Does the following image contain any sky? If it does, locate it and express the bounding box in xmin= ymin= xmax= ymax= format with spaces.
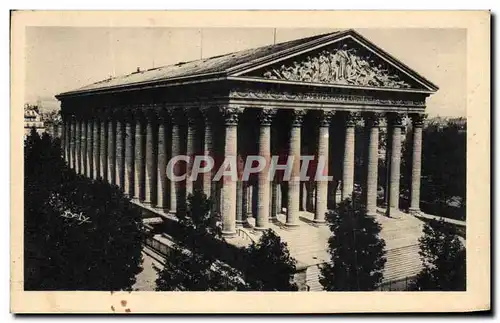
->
xmin=25 ymin=27 xmax=466 ymax=117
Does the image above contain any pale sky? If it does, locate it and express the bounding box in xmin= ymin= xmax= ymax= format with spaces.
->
xmin=25 ymin=27 xmax=466 ymax=117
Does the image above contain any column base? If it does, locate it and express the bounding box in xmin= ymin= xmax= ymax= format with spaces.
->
xmin=222 ymin=230 xmax=237 ymax=238
xmin=312 ymin=219 xmax=326 ymax=225
xmin=254 ymin=226 xmax=269 ymax=231
xmin=235 ymin=220 xmax=245 ymax=227
xmin=284 ymin=223 xmax=300 ymax=230
xmin=408 ymin=207 xmax=421 ymax=214
xmin=385 ymin=207 xmax=401 ymax=218
xmin=155 ymin=206 xmax=169 ymax=213
xmin=269 ymin=217 xmax=279 ymax=224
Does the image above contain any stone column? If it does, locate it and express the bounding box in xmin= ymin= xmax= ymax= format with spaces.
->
xmin=185 ymin=112 xmax=196 ymax=196
xmin=201 ymin=109 xmax=214 ymax=200
xmin=144 ymin=111 xmax=156 ymax=205
xmin=75 ymin=116 xmax=82 ymax=174
xmin=134 ymin=112 xmax=145 ymax=201
xmin=124 ymin=112 xmax=135 ymax=197
xmin=67 ymin=119 xmax=75 ymax=168
xmin=107 ymin=118 xmax=116 ymax=185
xmin=157 ymin=110 xmax=169 ymax=210
xmin=236 ymin=181 xmax=244 ymax=226
xmin=270 ymin=181 xmax=279 ymax=221
xmin=342 ymin=112 xmax=357 ymax=200
xmin=72 ymin=118 xmax=78 ymax=170
xmin=115 ymin=117 xmax=125 ymax=189
xmin=314 ymin=110 xmax=334 ymax=223
xmin=81 ymin=118 xmax=88 ymax=177
xmin=409 ymin=114 xmax=425 ymax=212
xmin=69 ymin=119 xmax=74 ymax=166
xmin=169 ymin=110 xmax=185 ymax=213
xmin=241 ymin=182 xmax=249 ymax=221
xmin=61 ymin=118 xmax=67 ymax=162
xmin=65 ymin=118 xmax=70 ymax=164
xmin=365 ymin=113 xmax=382 ymax=216
xmin=221 ymin=106 xmax=242 ymax=236
xmin=286 ymin=109 xmax=305 ymax=228
xmin=100 ymin=118 xmax=108 ymax=181
xmin=387 ymin=113 xmax=404 ymax=213
xmin=92 ymin=117 xmax=100 ymax=179
xmin=86 ymin=118 xmax=93 ymax=179
xmin=255 ymin=108 xmax=276 ymax=230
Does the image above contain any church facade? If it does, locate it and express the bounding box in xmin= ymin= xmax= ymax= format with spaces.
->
xmin=56 ymin=29 xmax=438 ymax=289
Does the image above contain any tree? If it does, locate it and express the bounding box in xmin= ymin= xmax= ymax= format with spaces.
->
xmin=24 ymin=130 xmax=144 ymax=290
xmin=409 ymin=218 xmax=466 ymax=291
xmin=155 ymin=190 xmax=243 ymax=291
xmin=320 ymin=196 xmax=386 ymax=291
xmin=401 ymin=118 xmax=466 ymax=217
xmin=244 ymin=229 xmax=298 ymax=291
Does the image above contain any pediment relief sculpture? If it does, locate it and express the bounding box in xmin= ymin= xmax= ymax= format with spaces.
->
xmin=258 ymin=44 xmax=414 ymax=89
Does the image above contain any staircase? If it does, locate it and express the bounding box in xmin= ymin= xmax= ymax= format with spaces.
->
xmin=305 ymin=264 xmax=323 ymax=291
xmin=226 ymin=209 xmax=426 ymax=290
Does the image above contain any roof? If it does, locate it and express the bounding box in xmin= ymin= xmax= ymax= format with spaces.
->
xmin=57 ymin=29 xmax=438 ymax=98
xmin=59 ymin=32 xmax=337 ymax=97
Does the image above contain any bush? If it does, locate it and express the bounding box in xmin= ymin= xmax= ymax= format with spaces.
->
xmin=24 ymin=129 xmax=143 ymax=290
xmin=155 ymin=190 xmax=243 ymax=291
xmin=409 ymin=218 xmax=466 ymax=291
xmin=244 ymin=229 xmax=298 ymax=291
xmin=320 ymin=196 xmax=386 ymax=291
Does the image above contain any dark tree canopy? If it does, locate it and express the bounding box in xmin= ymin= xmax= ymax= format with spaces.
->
xmin=409 ymin=218 xmax=466 ymax=291
xmin=320 ymin=196 xmax=387 ymax=291
xmin=401 ymin=118 xmax=466 ymax=219
xmin=244 ymin=229 xmax=298 ymax=291
xmin=155 ymin=190 xmax=244 ymax=291
xmin=24 ymin=129 xmax=144 ymax=291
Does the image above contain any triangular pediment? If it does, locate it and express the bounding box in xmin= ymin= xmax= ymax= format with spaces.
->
xmin=231 ymin=31 xmax=438 ymax=92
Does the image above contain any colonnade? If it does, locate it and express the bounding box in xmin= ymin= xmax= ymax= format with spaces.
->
xmin=60 ymin=105 xmax=424 ymax=236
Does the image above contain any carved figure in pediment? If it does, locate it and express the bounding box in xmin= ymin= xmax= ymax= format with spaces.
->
xmin=258 ymin=44 xmax=413 ymax=88
xmin=301 ymin=57 xmax=313 ymax=82
xmin=318 ymin=53 xmax=330 ymax=82
xmin=336 ymin=44 xmax=354 ymax=82
xmin=263 ymin=71 xmax=277 ymax=79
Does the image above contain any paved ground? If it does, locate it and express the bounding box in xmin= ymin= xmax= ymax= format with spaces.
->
xmin=132 ymin=249 xmax=162 ymax=291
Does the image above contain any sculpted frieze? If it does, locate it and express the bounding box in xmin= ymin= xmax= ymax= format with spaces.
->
xmin=230 ymin=89 xmax=425 ymax=107
xmin=258 ymin=44 xmax=414 ymax=89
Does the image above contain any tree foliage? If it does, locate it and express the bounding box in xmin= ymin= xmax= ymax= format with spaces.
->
xmin=24 ymin=129 xmax=144 ymax=290
xmin=155 ymin=190 xmax=244 ymax=291
xmin=320 ymin=196 xmax=386 ymax=291
xmin=402 ymin=118 xmax=466 ymax=215
xmin=409 ymin=218 xmax=466 ymax=291
xmin=244 ymin=229 xmax=298 ymax=291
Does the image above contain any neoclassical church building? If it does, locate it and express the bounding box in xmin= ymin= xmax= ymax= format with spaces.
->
xmin=56 ymin=29 xmax=438 ymax=290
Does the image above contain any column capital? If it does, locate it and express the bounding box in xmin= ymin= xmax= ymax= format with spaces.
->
xmin=157 ymin=108 xmax=172 ymax=123
xmin=319 ymin=110 xmax=336 ymax=127
xmin=257 ymin=108 xmax=277 ymax=126
xmin=200 ymin=106 xmax=218 ymax=125
xmin=132 ymin=108 xmax=146 ymax=123
xmin=187 ymin=107 xmax=202 ymax=126
xmin=113 ymin=107 xmax=131 ymax=122
xmin=97 ymin=107 xmax=112 ymax=121
xmin=219 ymin=106 xmax=243 ymax=126
xmin=386 ymin=112 xmax=405 ymax=128
xmin=364 ymin=112 xmax=384 ymax=127
xmin=290 ymin=109 xmax=306 ymax=127
xmin=120 ymin=107 xmax=137 ymax=122
xmin=410 ymin=113 xmax=426 ymax=127
xmin=344 ymin=111 xmax=361 ymax=127
xmin=172 ymin=107 xmax=187 ymax=126
xmin=145 ymin=108 xmax=161 ymax=124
